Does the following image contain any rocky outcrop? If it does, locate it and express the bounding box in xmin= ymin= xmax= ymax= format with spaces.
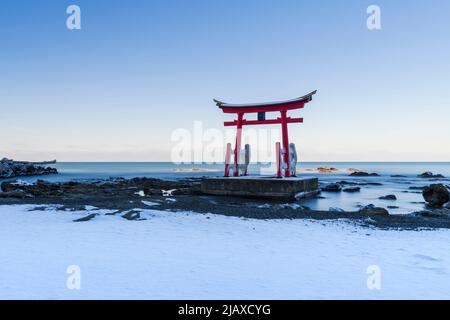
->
xmin=0 ymin=177 xmax=202 ymax=197
xmin=359 ymin=204 xmax=389 ymax=216
xmin=349 ymin=172 xmax=379 ymax=177
xmin=321 ymin=183 xmax=342 ymax=192
xmin=422 ymin=184 xmax=450 ymax=207
xmin=414 ymin=208 xmax=450 ymax=218
xmin=379 ymin=194 xmax=397 ymax=200
xmin=417 ymin=172 xmax=445 ymax=179
xmin=0 ymin=190 xmax=33 ymax=199
xmin=343 ymin=187 xmax=360 ymax=193
xmin=0 ymin=158 xmax=57 ymax=179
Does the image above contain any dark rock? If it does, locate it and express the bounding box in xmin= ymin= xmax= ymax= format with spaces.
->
xmin=329 ymin=207 xmax=345 ymax=212
xmin=359 ymin=204 xmax=389 ymax=216
xmin=0 ymin=161 xmax=13 ymax=178
xmin=387 ymin=206 xmax=399 ymax=209
xmin=1 ymin=181 xmax=17 ymax=192
xmin=349 ymin=172 xmax=379 ymax=177
xmin=29 ymin=206 xmax=49 ymax=211
xmin=122 ymin=210 xmax=142 ymax=221
xmin=418 ymin=172 xmax=445 ymax=179
xmin=422 ymin=184 xmax=450 ymax=207
xmin=2 ymin=176 xmax=201 ymax=200
xmin=73 ymin=213 xmax=97 ymax=222
xmin=0 ymin=158 xmax=58 ymax=179
xmin=321 ymin=183 xmax=342 ymax=192
xmin=343 ymin=187 xmax=361 ymax=193
xmin=379 ymin=194 xmax=397 ymax=200
xmin=0 ymin=190 xmax=33 ymax=199
xmin=105 ymin=210 xmax=122 ymax=216
xmin=414 ymin=209 xmax=450 ymax=218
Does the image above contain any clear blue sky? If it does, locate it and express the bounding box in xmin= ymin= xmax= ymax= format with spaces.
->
xmin=1 ymin=0 xmax=449 ymax=161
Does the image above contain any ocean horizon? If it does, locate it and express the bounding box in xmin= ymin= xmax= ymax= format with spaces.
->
xmin=42 ymin=161 xmax=450 ymax=180
xmin=2 ymin=161 xmax=448 ymax=183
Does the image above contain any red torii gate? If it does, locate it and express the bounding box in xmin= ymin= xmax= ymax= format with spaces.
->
xmin=214 ymin=90 xmax=316 ymax=178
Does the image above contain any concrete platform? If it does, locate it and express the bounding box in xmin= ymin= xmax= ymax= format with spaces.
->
xmin=200 ymin=176 xmax=319 ymax=200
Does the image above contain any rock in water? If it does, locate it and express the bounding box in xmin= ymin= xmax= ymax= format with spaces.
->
xmin=321 ymin=183 xmax=342 ymax=192
xmin=349 ymin=172 xmax=379 ymax=177
xmin=359 ymin=204 xmax=389 ymax=216
xmin=343 ymin=187 xmax=361 ymax=193
xmin=422 ymin=184 xmax=450 ymax=207
xmin=379 ymin=194 xmax=397 ymax=200
xmin=418 ymin=172 xmax=445 ymax=179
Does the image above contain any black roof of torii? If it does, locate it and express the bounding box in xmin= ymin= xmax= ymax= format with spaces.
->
xmin=214 ymin=90 xmax=317 ymax=109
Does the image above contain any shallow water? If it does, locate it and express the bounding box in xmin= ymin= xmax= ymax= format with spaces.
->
xmin=1 ymin=162 xmax=449 ymax=215
xmin=301 ymin=174 xmax=438 ymax=214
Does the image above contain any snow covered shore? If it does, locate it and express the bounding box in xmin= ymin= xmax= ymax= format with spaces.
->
xmin=1 ymin=205 xmax=450 ymax=299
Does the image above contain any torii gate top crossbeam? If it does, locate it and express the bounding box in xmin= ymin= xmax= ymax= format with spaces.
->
xmin=214 ymin=90 xmax=316 ymax=114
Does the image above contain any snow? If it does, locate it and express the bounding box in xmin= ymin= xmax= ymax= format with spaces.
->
xmin=1 ymin=204 xmax=450 ymax=299
xmin=10 ymin=179 xmax=33 ymax=186
xmin=134 ymin=191 xmax=145 ymax=197
xmin=141 ymin=200 xmax=160 ymax=207
xmin=162 ymin=189 xmax=177 ymax=196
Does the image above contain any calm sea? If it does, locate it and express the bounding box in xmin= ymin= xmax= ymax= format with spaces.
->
xmin=46 ymin=162 xmax=450 ymax=182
